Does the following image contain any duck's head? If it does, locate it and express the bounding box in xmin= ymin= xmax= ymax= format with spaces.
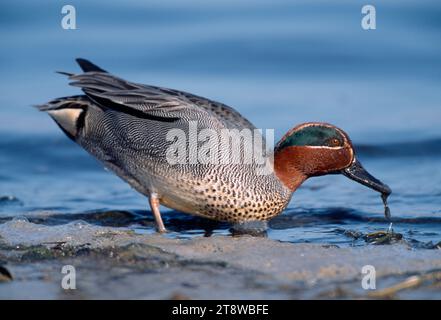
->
xmin=274 ymin=122 xmax=391 ymax=195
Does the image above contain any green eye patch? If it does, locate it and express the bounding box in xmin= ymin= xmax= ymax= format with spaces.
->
xmin=277 ymin=125 xmax=343 ymax=149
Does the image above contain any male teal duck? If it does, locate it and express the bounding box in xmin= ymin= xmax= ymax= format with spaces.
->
xmin=38 ymin=59 xmax=391 ymax=232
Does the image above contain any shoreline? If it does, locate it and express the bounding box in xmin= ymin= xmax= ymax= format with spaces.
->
xmin=1 ymin=219 xmax=440 ymax=299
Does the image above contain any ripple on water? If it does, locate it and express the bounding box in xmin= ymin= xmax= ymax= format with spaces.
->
xmin=0 ymin=195 xmax=23 ymax=206
xmin=0 ymin=208 xmax=439 ymax=249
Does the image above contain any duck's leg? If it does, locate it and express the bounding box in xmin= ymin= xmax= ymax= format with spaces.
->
xmin=149 ymin=193 xmax=166 ymax=233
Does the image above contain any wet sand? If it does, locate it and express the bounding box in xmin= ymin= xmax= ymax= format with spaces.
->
xmin=1 ymin=219 xmax=440 ymax=299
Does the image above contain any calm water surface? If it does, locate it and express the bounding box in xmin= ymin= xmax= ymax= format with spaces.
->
xmin=0 ymin=0 xmax=440 ymax=248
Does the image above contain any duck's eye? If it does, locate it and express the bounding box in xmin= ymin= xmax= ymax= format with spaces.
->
xmin=327 ymin=138 xmax=342 ymax=147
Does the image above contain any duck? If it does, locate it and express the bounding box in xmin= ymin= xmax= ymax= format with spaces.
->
xmin=38 ymin=58 xmax=391 ymax=232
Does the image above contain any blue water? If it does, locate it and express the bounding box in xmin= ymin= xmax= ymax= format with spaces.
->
xmin=1 ymin=0 xmax=440 ymax=247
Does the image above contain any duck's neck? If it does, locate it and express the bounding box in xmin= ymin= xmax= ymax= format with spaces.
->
xmin=273 ymin=147 xmax=308 ymax=192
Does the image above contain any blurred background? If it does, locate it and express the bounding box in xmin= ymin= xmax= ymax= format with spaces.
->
xmin=1 ymin=0 xmax=440 ymax=139
xmin=0 ymin=0 xmax=440 ymax=244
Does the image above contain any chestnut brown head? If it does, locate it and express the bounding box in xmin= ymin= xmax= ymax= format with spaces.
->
xmin=274 ymin=122 xmax=391 ymax=196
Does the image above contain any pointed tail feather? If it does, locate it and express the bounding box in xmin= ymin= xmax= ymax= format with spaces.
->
xmin=34 ymin=95 xmax=89 ymax=111
xmin=56 ymin=70 xmax=75 ymax=76
xmin=76 ymin=58 xmax=107 ymax=73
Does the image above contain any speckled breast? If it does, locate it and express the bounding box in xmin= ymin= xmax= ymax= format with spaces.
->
xmin=149 ymin=163 xmax=293 ymax=222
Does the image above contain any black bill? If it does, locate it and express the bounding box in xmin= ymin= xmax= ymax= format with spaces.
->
xmin=342 ymin=159 xmax=391 ymax=195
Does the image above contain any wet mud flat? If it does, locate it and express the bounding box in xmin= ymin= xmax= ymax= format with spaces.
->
xmin=0 ymin=217 xmax=441 ymax=299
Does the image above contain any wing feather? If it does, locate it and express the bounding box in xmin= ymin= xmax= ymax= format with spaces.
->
xmin=68 ymin=59 xmax=257 ymax=131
